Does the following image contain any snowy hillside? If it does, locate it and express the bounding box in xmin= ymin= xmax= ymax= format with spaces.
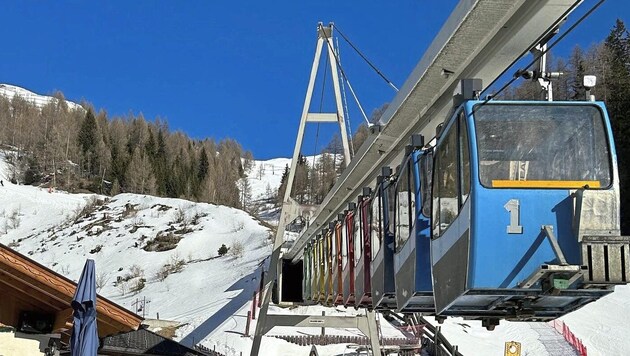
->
xmin=242 ymin=157 xmax=290 ymax=223
xmin=0 ymin=83 xmax=83 ymax=111
xmin=1 ymin=152 xmax=630 ymax=356
xmin=0 ymin=152 xmax=273 ymax=354
xmin=246 ymin=158 xmax=291 ymax=202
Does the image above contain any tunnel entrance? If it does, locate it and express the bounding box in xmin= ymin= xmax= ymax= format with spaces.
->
xmin=280 ymin=258 xmax=303 ymax=303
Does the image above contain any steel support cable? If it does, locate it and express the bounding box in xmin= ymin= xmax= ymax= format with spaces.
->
xmin=341 ymin=70 xmax=372 ymax=126
xmin=318 ymin=23 xmax=371 ymax=126
xmin=333 ymin=24 xmax=400 ymax=92
xmin=479 ymin=0 xmax=606 ymax=104
xmin=336 ymin=37 xmax=356 ymax=157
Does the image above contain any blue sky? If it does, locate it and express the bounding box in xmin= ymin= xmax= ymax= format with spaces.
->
xmin=0 ymin=1 xmax=627 ymax=159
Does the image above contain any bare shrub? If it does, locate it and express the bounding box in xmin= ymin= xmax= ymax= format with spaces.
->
xmin=230 ymin=240 xmax=245 ymax=258
xmin=143 ymin=231 xmax=181 ymax=252
xmin=129 ymin=264 xmax=144 ymax=279
xmin=116 ymin=264 xmax=145 ymax=285
xmin=230 ymin=221 xmax=245 ymax=232
xmin=132 ymin=216 xmax=144 ymax=227
xmin=60 ymin=264 xmax=71 ymax=275
xmin=8 ymin=207 xmax=21 ymax=229
xmin=174 ymin=209 xmax=186 ymax=224
xmin=129 ymin=216 xmax=146 ymax=233
xmin=72 ymin=196 xmax=106 ymax=223
xmin=89 ymin=244 xmax=103 ymax=254
xmin=154 ymin=254 xmax=186 ymax=281
xmin=117 ymin=281 xmax=128 ymax=296
xmin=96 ymin=272 xmax=110 ymax=292
xmin=122 ymin=203 xmax=137 ymax=218
xmin=190 ymin=210 xmax=207 ymax=225
xmin=130 ymin=278 xmax=146 ymax=293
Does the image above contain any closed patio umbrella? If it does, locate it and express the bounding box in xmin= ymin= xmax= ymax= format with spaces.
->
xmin=70 ymin=259 xmax=98 ymax=356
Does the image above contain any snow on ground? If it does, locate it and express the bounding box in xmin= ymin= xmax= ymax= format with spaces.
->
xmin=243 ymin=157 xmax=289 ymax=224
xmin=0 ymin=153 xmax=273 ymax=354
xmin=246 ymin=158 xmax=291 ymax=202
xmin=1 ymin=153 xmax=630 ymax=356
xmin=561 ymin=284 xmax=630 ymax=356
xmin=0 ymin=83 xmax=83 ymax=111
xmin=432 ymin=283 xmax=630 ymax=356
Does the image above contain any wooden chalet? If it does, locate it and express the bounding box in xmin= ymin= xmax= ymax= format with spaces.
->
xmin=0 ymin=243 xmax=142 ymax=342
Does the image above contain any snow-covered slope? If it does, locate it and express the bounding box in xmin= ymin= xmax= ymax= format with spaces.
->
xmin=0 ymin=153 xmax=273 ymax=354
xmin=1 ymin=152 xmax=629 ymax=356
xmin=0 ymin=83 xmax=83 ymax=111
xmin=246 ymin=158 xmax=291 ymax=202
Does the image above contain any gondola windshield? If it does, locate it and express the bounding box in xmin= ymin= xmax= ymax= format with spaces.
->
xmin=473 ymin=104 xmax=612 ymax=189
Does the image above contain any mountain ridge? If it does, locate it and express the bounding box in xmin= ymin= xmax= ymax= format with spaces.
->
xmin=0 ymin=83 xmax=83 ymax=111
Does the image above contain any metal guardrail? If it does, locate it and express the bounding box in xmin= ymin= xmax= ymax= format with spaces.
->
xmin=386 ymin=312 xmax=463 ymax=356
xmin=418 ymin=318 xmax=463 ymax=356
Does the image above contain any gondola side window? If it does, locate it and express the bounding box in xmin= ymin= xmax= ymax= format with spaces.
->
xmin=395 ymin=160 xmax=415 ymax=252
xmin=387 ymin=180 xmax=397 ymax=238
xmin=459 ymin=112 xmax=471 ymax=205
xmin=432 ymin=121 xmax=459 ymax=238
xmin=370 ymin=189 xmax=383 ymax=260
xmin=322 ymin=237 xmax=327 ymax=270
xmin=342 ymin=220 xmax=349 ymax=269
xmin=330 ymin=229 xmax=338 ymax=264
xmin=326 ymin=233 xmax=333 ymax=269
xmin=319 ymin=240 xmax=325 ymax=270
xmin=420 ymin=152 xmax=433 ymax=218
xmin=322 ymin=239 xmax=327 ymax=270
xmin=303 ymin=248 xmax=309 ymax=280
xmin=354 ymin=208 xmax=362 ymax=266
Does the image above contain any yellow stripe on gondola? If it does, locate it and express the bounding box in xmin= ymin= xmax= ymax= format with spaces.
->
xmin=491 ymin=180 xmax=601 ymax=188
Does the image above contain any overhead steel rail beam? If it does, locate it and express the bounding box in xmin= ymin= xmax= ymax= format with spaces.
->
xmin=286 ymin=0 xmax=584 ymax=262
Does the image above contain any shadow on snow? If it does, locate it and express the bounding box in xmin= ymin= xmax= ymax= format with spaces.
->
xmin=179 ymin=264 xmax=263 ymax=347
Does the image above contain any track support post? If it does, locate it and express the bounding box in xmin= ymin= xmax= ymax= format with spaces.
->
xmin=250 ymin=22 xmax=355 ymax=356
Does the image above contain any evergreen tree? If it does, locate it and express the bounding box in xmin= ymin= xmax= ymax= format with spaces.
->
xmin=154 ymin=129 xmax=168 ymax=195
xmin=569 ymin=46 xmax=587 ymax=100
xmin=218 ymin=244 xmax=229 ymax=256
xmin=605 ymin=19 xmax=630 ymax=234
xmin=197 ymin=146 xmax=209 ymax=182
xmin=239 ymin=178 xmax=253 ymax=210
xmin=277 ymin=164 xmax=289 ymax=206
xmin=110 ymin=178 xmax=121 ymax=196
xmin=78 ymin=109 xmax=98 ymax=175
xmin=293 ymin=154 xmax=310 ymax=204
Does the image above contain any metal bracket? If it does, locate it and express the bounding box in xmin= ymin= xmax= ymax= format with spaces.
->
xmin=541 ymin=225 xmax=567 ymax=265
xmin=517 ymin=226 xmax=587 ymax=291
xmin=519 ymin=264 xmax=586 ymax=290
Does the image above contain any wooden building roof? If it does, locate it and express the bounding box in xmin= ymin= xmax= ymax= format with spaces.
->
xmin=0 ymin=243 xmax=142 ymax=338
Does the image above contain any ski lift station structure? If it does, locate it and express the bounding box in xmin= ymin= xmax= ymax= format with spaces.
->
xmin=251 ymin=0 xmax=630 ymax=355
